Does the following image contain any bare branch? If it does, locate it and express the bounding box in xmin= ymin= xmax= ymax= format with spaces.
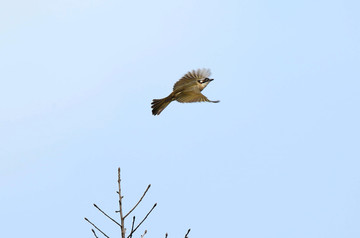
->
xmin=127 ymin=203 xmax=157 ymax=238
xmin=84 ymin=217 xmax=110 ymax=238
xmin=91 ymin=229 xmax=99 ymax=238
xmin=184 ymin=229 xmax=191 ymax=238
xmin=124 ymin=184 xmax=151 ymax=219
xmin=129 ymin=216 xmax=136 ymax=238
xmin=141 ymin=230 xmax=147 ymax=238
xmin=94 ymin=203 xmax=121 ymax=227
xmin=86 ymin=168 xmax=187 ymax=238
xmin=118 ymin=167 xmax=126 ymax=238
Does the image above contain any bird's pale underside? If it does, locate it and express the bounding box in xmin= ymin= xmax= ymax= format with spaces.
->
xmin=151 ymin=68 xmax=219 ymax=115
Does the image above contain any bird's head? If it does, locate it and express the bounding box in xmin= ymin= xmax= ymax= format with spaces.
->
xmin=197 ymin=77 xmax=214 ymax=90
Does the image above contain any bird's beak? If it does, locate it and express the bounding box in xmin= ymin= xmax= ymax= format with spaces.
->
xmin=208 ymin=78 xmax=214 ymax=82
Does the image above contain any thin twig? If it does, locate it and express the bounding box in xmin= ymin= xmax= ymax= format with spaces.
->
xmin=91 ymin=229 xmax=99 ymax=238
xmin=124 ymin=184 xmax=151 ymax=219
xmin=165 ymin=233 xmax=168 ymax=238
xmin=94 ymin=203 xmax=121 ymax=227
xmin=129 ymin=216 xmax=136 ymax=238
xmin=184 ymin=229 xmax=191 ymax=238
xmin=84 ymin=217 xmax=110 ymax=238
xmin=118 ymin=167 xmax=126 ymax=238
xmin=141 ymin=230 xmax=147 ymax=238
xmin=126 ymin=203 xmax=157 ymax=238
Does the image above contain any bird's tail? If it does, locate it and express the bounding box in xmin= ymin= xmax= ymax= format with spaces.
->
xmin=151 ymin=94 xmax=173 ymax=115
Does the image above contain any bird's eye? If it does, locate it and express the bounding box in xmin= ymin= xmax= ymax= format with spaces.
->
xmin=198 ymin=80 xmax=203 ymax=83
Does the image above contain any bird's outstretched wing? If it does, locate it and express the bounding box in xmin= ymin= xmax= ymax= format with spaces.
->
xmin=173 ymin=68 xmax=211 ymax=91
xmin=176 ymin=92 xmax=220 ymax=103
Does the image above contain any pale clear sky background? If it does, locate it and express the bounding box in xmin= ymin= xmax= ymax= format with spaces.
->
xmin=1 ymin=0 xmax=359 ymax=237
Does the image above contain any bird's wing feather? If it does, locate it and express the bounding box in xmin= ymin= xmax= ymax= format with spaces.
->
xmin=176 ymin=92 xmax=219 ymax=103
xmin=173 ymin=68 xmax=211 ymax=91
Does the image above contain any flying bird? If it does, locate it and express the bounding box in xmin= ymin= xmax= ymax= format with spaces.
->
xmin=151 ymin=68 xmax=219 ymax=115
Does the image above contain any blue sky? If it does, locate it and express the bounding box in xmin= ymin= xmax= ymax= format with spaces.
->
xmin=1 ymin=0 xmax=359 ymax=237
